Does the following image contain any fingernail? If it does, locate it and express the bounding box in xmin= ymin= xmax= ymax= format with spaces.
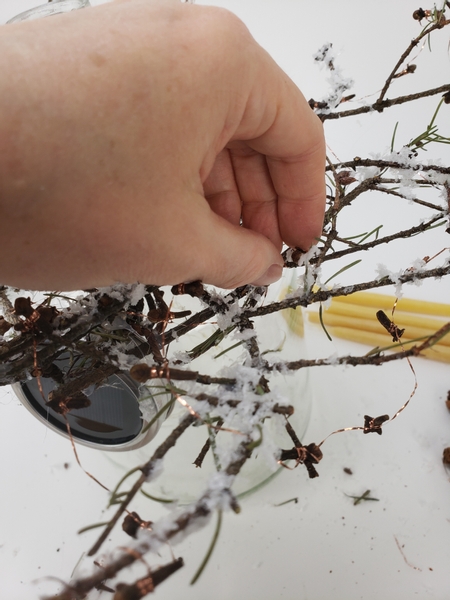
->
xmin=251 ymin=264 xmax=283 ymax=287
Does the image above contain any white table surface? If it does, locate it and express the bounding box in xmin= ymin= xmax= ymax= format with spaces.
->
xmin=2 ymin=326 xmax=450 ymax=600
xmin=1 ymin=1 xmax=450 ymax=599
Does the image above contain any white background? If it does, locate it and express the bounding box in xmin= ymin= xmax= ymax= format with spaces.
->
xmin=0 ymin=0 xmax=450 ymax=598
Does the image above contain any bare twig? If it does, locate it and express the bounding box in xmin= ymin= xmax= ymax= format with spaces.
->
xmin=321 ymin=84 xmax=450 ymax=121
xmin=88 ymin=413 xmax=196 ymax=557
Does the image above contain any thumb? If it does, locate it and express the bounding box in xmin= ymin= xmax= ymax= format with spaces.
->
xmin=184 ymin=206 xmax=284 ymax=289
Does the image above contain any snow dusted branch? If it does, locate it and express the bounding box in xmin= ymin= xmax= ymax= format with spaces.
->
xmin=87 ymin=412 xmax=197 ymax=558
xmin=49 ymin=438 xmax=252 ymax=600
xmin=325 ymin=158 xmax=450 ymax=175
xmin=376 ymin=8 xmax=450 ymax=104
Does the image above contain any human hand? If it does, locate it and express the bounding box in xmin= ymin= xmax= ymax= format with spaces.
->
xmin=0 ymin=0 xmax=325 ymax=291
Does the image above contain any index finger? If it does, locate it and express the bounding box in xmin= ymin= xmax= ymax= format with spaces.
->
xmin=268 ymin=121 xmax=326 ymax=250
xmin=237 ymin=64 xmax=326 ymax=250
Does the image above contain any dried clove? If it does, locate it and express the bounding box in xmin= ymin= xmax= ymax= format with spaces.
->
xmin=376 ymin=310 xmax=405 ymax=342
xmin=363 ymin=414 xmax=390 ymax=435
xmin=122 ymin=512 xmax=152 ymax=539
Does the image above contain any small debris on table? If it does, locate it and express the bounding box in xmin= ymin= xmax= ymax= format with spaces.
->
xmin=345 ymin=489 xmax=379 ymax=505
xmin=442 ymin=447 xmax=450 ymax=465
xmin=273 ymin=497 xmax=298 ymax=507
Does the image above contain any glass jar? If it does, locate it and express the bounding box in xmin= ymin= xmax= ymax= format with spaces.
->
xmin=12 ymin=350 xmax=175 ymax=451
xmin=6 ymin=0 xmax=312 ymax=500
xmin=104 ymin=273 xmax=311 ymax=503
xmin=8 ymin=0 xmax=172 ymax=454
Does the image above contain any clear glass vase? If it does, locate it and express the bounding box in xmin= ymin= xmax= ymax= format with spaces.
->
xmin=103 ymin=273 xmax=311 ymax=503
xmin=6 ymin=0 xmax=312 ymax=502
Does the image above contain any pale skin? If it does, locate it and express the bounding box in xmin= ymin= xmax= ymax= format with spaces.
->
xmin=0 ymin=0 xmax=326 ymax=291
